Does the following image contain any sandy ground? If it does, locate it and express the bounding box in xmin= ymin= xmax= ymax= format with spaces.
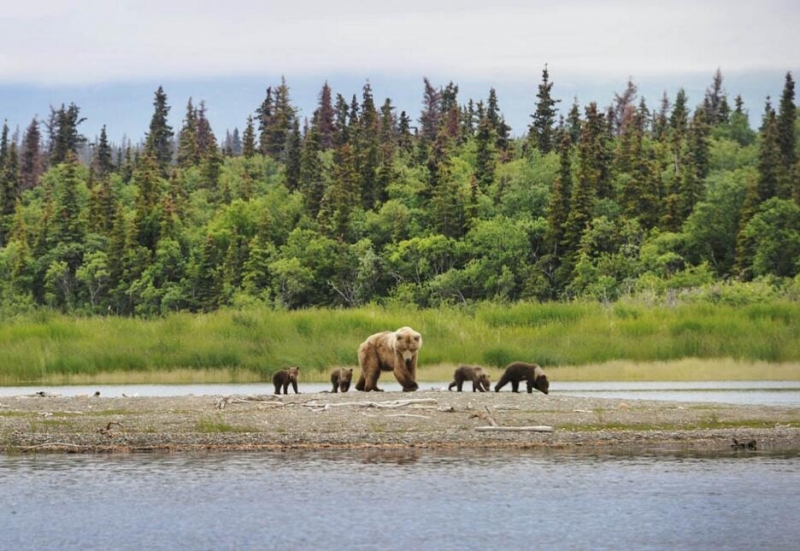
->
xmin=2 ymin=389 xmax=799 ymax=454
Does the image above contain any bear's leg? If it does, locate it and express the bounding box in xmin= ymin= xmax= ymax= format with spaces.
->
xmin=291 ymin=380 xmax=299 ymax=394
xmin=511 ymin=380 xmax=520 ymax=393
xmin=355 ymin=373 xmax=366 ymax=391
xmin=393 ymin=365 xmax=417 ymax=391
xmin=527 ymin=381 xmax=534 ymax=394
xmin=494 ymin=375 xmax=507 ymax=392
xmin=274 ymin=384 xmax=281 ymax=395
xmin=364 ymin=367 xmax=383 ymax=392
xmin=448 ymin=380 xmax=457 ymax=391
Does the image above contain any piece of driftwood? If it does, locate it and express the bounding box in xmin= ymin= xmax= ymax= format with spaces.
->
xmin=304 ymin=398 xmax=438 ymax=412
xmin=484 ymin=406 xmax=498 ymax=427
xmin=215 ymin=395 xmax=283 ymax=410
xmin=475 ymin=425 xmax=554 ymax=433
xmin=385 ymin=413 xmax=432 ymax=419
xmin=98 ymin=421 xmax=123 ymax=437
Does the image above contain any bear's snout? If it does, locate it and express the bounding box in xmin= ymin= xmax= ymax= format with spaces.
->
xmin=405 ymin=358 xmax=412 ymax=369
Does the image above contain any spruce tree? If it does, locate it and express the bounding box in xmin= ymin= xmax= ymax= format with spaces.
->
xmin=474 ymin=116 xmax=496 ymax=191
xmin=529 ymin=65 xmax=559 ymax=154
xmin=264 ymin=78 xmax=295 ymax=159
xmin=703 ymin=68 xmax=728 ymax=125
xmin=284 ymin=117 xmax=302 ymax=192
xmin=397 ymin=111 xmax=413 ymax=152
xmin=611 ymin=78 xmax=637 ymax=136
xmin=319 ymin=143 xmax=359 ymax=240
xmin=0 ymin=126 xmax=20 ymax=247
xmin=562 ymin=108 xmax=600 ymax=263
xmin=133 ymin=153 xmax=163 ymax=252
xmin=356 ymin=82 xmax=381 ymax=209
xmin=547 ymin=133 xmax=573 ymax=252
xmin=486 ymin=88 xmax=511 ymax=154
xmin=334 ymin=93 xmax=350 ymax=147
xmin=566 ymin=98 xmax=581 ymax=144
xmin=144 ymin=86 xmax=174 ymax=175
xmin=419 ymin=78 xmax=442 ymax=143
xmin=776 ymin=72 xmax=796 ymax=200
xmin=652 ymin=92 xmax=670 ymax=142
xmin=48 ymin=103 xmax=86 ymax=166
xmin=195 ymin=101 xmax=217 ymax=160
xmin=376 ymin=98 xmax=397 ymax=205
xmin=93 ymin=125 xmax=115 ymax=177
xmin=735 ymin=101 xmax=781 ymax=277
xmin=300 ymin=123 xmax=325 ymax=217
xmin=316 ymin=82 xmax=337 ymax=150
xmin=177 ymin=98 xmax=199 ymax=167
xmin=55 ymin=153 xmax=85 ymax=249
xmin=88 ymin=174 xmax=116 ymax=236
xmin=242 ymin=116 xmax=256 ymax=158
xmin=20 ymin=117 xmax=43 ymax=191
xmin=257 ymin=87 xmax=274 ymax=155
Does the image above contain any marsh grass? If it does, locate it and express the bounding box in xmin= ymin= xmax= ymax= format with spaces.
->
xmin=2 ymin=301 xmax=799 ymax=385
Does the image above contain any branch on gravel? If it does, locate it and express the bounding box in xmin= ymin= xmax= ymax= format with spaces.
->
xmin=303 ymin=398 xmax=439 ymax=413
xmin=215 ymin=395 xmax=283 ymax=410
xmin=475 ymin=426 xmax=554 ymax=432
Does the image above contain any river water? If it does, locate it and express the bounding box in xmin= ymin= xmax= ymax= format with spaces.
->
xmin=3 ymin=380 xmax=800 ymax=407
xmin=2 ymin=449 xmax=800 ymax=551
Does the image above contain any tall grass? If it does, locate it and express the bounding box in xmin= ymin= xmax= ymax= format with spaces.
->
xmin=1 ymin=301 xmax=799 ymax=385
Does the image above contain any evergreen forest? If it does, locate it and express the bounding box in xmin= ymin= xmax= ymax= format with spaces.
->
xmin=1 ymin=68 xmax=799 ymax=318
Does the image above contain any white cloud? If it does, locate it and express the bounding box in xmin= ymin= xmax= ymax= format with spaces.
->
xmin=1 ymin=0 xmax=797 ymax=84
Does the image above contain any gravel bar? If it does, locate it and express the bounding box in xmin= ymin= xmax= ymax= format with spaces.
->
xmin=2 ymin=390 xmax=799 ymax=454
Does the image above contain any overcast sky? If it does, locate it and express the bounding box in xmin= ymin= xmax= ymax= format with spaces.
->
xmin=1 ymin=0 xmax=798 ymax=140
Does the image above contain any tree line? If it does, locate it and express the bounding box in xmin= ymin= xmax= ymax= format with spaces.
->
xmin=0 ymin=68 xmax=798 ymax=316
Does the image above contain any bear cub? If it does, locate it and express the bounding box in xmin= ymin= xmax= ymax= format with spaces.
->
xmin=448 ymin=365 xmax=491 ymax=392
xmin=273 ymin=366 xmax=300 ymax=395
xmin=330 ymin=368 xmax=354 ymax=393
xmin=494 ymin=362 xmax=549 ymax=394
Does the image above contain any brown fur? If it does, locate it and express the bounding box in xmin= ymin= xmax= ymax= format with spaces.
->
xmin=273 ymin=367 xmax=300 ymax=395
xmin=448 ymin=365 xmax=491 ymax=392
xmin=330 ymin=368 xmax=354 ymax=393
xmin=494 ymin=362 xmax=549 ymax=394
xmin=355 ymin=327 xmax=422 ymax=392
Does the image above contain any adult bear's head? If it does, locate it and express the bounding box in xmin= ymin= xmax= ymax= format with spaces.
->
xmin=394 ymin=327 xmax=422 ymax=369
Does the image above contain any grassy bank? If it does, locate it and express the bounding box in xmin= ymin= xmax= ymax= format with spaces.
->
xmin=1 ymin=301 xmax=800 ymax=385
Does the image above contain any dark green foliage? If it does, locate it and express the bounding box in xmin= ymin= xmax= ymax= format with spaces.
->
xmin=1 ymin=72 xmax=797 ymax=316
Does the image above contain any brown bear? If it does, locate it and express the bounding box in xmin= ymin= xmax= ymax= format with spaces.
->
xmin=330 ymin=367 xmax=354 ymax=393
xmin=494 ymin=362 xmax=549 ymax=394
xmin=273 ymin=366 xmax=300 ymax=395
xmin=448 ymin=365 xmax=491 ymax=392
xmin=355 ymin=326 xmax=422 ymax=392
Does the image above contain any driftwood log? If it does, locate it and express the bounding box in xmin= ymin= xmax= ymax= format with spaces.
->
xmin=475 ymin=406 xmax=553 ymax=432
xmin=475 ymin=426 xmax=554 ymax=433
